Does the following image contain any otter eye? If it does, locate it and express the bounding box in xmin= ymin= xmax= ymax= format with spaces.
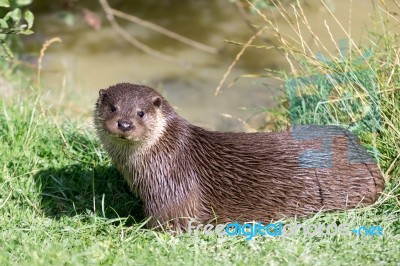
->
xmin=110 ymin=105 xmax=117 ymax=112
xmin=137 ymin=111 xmax=145 ymax=118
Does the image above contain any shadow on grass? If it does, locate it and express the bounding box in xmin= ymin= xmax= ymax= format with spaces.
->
xmin=34 ymin=163 xmax=145 ymax=226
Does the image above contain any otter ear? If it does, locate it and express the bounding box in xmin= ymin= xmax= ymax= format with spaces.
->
xmin=98 ymin=89 xmax=106 ymax=102
xmin=153 ymin=97 xmax=162 ymax=108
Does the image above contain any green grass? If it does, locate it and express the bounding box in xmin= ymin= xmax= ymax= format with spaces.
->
xmin=0 ymin=88 xmax=399 ymax=265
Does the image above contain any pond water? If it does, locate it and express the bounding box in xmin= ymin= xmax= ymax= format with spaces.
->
xmin=22 ymin=0 xmax=397 ymax=130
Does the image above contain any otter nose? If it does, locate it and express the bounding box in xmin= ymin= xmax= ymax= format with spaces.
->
xmin=117 ymin=119 xmax=134 ymax=132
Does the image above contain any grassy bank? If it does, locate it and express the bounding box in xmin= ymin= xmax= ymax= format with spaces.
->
xmin=0 ymin=91 xmax=398 ymax=264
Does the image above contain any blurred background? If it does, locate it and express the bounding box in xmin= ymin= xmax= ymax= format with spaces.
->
xmin=16 ymin=0 xmax=397 ymax=130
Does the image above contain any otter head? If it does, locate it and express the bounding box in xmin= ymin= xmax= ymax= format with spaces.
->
xmin=95 ymin=83 xmax=169 ymax=147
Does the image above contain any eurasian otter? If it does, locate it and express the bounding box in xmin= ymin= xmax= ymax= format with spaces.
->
xmin=94 ymin=83 xmax=384 ymax=231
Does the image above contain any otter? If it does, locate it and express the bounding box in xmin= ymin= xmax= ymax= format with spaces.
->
xmin=94 ymin=83 xmax=384 ymax=231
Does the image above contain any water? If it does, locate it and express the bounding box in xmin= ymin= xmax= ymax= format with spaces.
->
xmin=22 ymin=0 xmax=397 ymax=130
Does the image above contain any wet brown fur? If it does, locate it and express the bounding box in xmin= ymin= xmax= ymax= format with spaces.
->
xmin=94 ymin=83 xmax=384 ymax=231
